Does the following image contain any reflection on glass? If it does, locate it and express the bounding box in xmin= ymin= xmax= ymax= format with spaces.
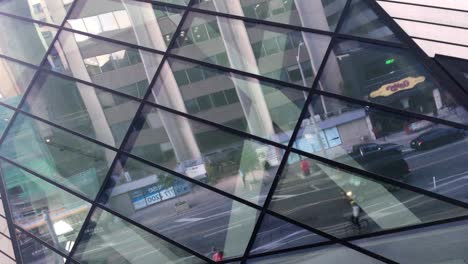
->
xmin=0 ymin=113 xmax=116 ymax=199
xmin=247 ymin=245 xmax=383 ymax=264
xmin=294 ymin=95 xmax=468 ymax=203
xmin=149 ymin=58 xmax=305 ymax=144
xmin=0 ymin=15 xmax=57 ymax=65
xmin=321 ymin=39 xmax=468 ymax=125
xmin=353 ymin=220 xmax=468 ymax=264
xmin=99 ymin=156 xmax=259 ymax=258
xmin=339 ymin=0 xmax=400 ymax=43
xmin=1 ymin=162 xmax=91 ymax=254
xmin=0 ymin=106 xmax=14 ymax=136
xmin=66 ymin=0 xmax=183 ymax=50
xmin=0 ymin=58 xmax=36 ymax=107
xmin=47 ymin=30 xmax=163 ymax=98
xmin=251 ymin=214 xmax=327 ymax=254
xmin=193 ymin=0 xmax=347 ymax=32
xmin=171 ymin=12 xmax=331 ymax=86
xmin=71 ymin=208 xmax=206 ymax=264
xmin=16 ymin=229 xmax=66 ymax=264
xmin=157 ymin=0 xmax=190 ymax=6
xmin=126 ymin=104 xmax=284 ymax=205
xmin=0 ymin=0 xmax=73 ymax=25
xmin=22 ymin=73 xmax=140 ymax=147
xmin=269 ymin=154 xmax=468 ymax=238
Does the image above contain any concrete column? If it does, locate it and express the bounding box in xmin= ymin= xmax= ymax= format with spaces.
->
xmin=56 ymin=33 xmax=116 ymax=163
xmin=295 ymin=0 xmax=345 ymax=103
xmin=212 ymin=0 xmax=276 ymax=140
xmin=123 ymin=1 xmax=203 ymax=163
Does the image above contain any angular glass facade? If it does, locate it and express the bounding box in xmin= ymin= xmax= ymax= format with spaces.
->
xmin=0 ymin=0 xmax=467 ymax=263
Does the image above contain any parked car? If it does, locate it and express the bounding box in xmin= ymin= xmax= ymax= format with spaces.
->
xmin=337 ymin=143 xmax=410 ymax=181
xmin=410 ymin=127 xmax=465 ymax=150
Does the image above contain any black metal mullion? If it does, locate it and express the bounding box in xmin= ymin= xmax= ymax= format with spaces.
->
xmin=1 ymin=43 xmax=467 ymax=135
xmin=227 ymin=211 xmax=468 ymax=261
xmin=14 ymin=225 xmax=78 ymax=264
xmin=264 ymin=209 xmax=398 ymax=263
xmin=63 ymin=1 xmax=216 ymax=263
xmin=0 ymin=1 xmax=465 ymax=250
xmin=240 ymin=1 xmax=400 ymax=262
xmin=291 ymin=147 xmax=468 ymax=210
xmin=0 ymin=1 xmax=83 ymax=262
xmin=363 ymin=0 xmax=468 ymax=113
xmin=0 ymin=155 xmax=249 ymax=264
xmin=0 ymin=174 xmax=20 ymax=264
xmin=239 ymin=1 xmax=368 ymax=263
xmin=0 ymin=19 xmax=466 ymax=133
xmin=0 ymin=0 xmax=466 ymax=263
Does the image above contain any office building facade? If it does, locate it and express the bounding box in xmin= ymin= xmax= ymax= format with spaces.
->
xmin=0 ymin=0 xmax=467 ymax=263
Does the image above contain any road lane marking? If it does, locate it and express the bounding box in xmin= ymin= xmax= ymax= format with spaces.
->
xmin=175 ymin=217 xmax=206 ymax=223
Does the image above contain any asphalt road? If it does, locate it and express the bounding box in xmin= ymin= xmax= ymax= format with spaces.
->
xmin=405 ymin=137 xmax=468 ymax=202
xmin=20 ymin=138 xmax=468 ymax=262
xmin=91 ymin=138 xmax=468 ymax=261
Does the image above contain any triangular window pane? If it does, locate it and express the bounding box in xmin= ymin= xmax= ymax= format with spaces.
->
xmin=269 ymin=153 xmax=468 ymax=238
xmin=1 ymin=161 xmax=91 ymax=254
xmin=71 ymin=208 xmax=206 ymax=264
xmin=98 ymin=155 xmax=259 ymax=259
xmin=16 ymin=229 xmax=67 ymax=264
xmin=319 ymin=38 xmax=468 ymax=126
xmin=353 ymin=219 xmax=468 ymax=264
xmin=251 ymin=214 xmax=328 ymax=254
xmin=247 ymin=244 xmax=384 ymax=263
xmin=339 ymin=0 xmax=401 ymax=43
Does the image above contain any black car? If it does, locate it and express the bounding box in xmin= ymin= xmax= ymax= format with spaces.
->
xmin=337 ymin=143 xmax=410 ymax=181
xmin=410 ymin=127 xmax=465 ymax=150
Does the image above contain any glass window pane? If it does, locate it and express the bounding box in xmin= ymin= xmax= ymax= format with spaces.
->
xmin=436 ymin=55 xmax=468 ymax=94
xmin=22 ymin=73 xmax=140 ymax=147
xmin=71 ymin=208 xmax=205 ymax=264
xmin=125 ymin=105 xmax=284 ymax=206
xmin=155 ymin=0 xmax=190 ymax=6
xmin=66 ymin=0 xmax=184 ymax=51
xmin=339 ymin=0 xmax=400 ymax=43
xmin=0 ymin=114 xmax=117 ymax=199
xmin=47 ymin=30 xmax=163 ymax=98
xmin=83 ymin=16 xmax=103 ymax=35
xmin=16 ymin=229 xmax=66 ymax=264
xmin=295 ymin=94 xmax=468 ymax=204
xmin=1 ymin=161 xmax=91 ymax=254
xmin=171 ymin=12 xmax=331 ymax=87
xmin=353 ymin=219 xmax=468 ymax=264
xmin=0 ymin=16 xmax=57 ymax=65
xmin=320 ymin=39 xmax=468 ymax=126
xmin=269 ymin=153 xmax=468 ymax=238
xmin=149 ymin=59 xmax=305 ymax=144
xmin=193 ymin=0 xmax=347 ymax=32
xmin=99 ymin=12 xmax=119 ymax=31
xmin=250 ymin=214 xmax=328 ymax=254
xmin=0 ymin=107 xmax=14 ymax=138
xmin=0 ymin=0 xmax=72 ymax=25
xmin=247 ymin=245 xmax=384 ymax=264
xmin=98 ymin=156 xmax=259 ymax=259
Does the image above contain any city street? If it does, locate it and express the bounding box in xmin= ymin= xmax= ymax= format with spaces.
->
xmin=404 ymin=137 xmax=468 ymax=202
xmin=105 ymin=136 xmax=468 ymax=261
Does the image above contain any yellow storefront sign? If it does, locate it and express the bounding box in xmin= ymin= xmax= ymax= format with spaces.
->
xmin=370 ymin=76 xmax=426 ymax=98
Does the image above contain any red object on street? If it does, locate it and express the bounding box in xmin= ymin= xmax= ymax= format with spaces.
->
xmin=212 ymin=252 xmax=224 ymax=262
xmin=300 ymin=160 xmax=310 ymax=175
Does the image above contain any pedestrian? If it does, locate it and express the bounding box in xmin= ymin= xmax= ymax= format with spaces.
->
xmin=300 ymin=159 xmax=310 ymax=176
